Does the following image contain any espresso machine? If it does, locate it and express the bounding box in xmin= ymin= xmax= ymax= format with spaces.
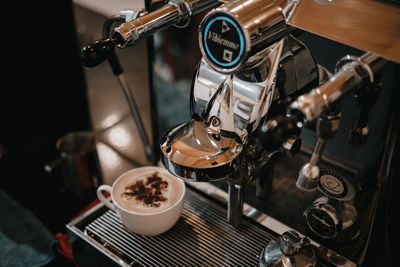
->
xmin=74 ymin=0 xmax=399 ymax=266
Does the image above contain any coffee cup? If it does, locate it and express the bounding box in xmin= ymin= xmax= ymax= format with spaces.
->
xmin=97 ymin=166 xmax=185 ymax=236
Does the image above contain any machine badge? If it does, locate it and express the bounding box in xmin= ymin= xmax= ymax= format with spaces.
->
xmin=200 ymin=13 xmax=245 ymax=70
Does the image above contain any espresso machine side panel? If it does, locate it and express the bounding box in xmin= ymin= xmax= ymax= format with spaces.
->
xmin=73 ymin=3 xmax=159 ymax=185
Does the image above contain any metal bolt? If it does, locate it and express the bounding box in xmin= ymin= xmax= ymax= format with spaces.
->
xmin=212 ymin=117 xmax=221 ymax=127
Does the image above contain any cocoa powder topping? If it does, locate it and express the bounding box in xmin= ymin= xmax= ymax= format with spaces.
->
xmin=122 ymin=172 xmax=168 ymax=207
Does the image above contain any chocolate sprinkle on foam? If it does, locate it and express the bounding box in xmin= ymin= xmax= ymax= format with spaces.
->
xmin=122 ymin=172 xmax=168 ymax=207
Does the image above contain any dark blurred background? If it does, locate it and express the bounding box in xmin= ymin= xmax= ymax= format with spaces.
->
xmin=1 ymin=0 xmax=91 ymax=233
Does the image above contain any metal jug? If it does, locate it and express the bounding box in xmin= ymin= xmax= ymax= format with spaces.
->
xmin=45 ymin=131 xmax=102 ymax=198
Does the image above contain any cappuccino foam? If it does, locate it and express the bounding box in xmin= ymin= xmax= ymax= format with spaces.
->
xmin=113 ymin=170 xmax=183 ymax=214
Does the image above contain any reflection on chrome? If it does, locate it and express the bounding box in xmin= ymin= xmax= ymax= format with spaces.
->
xmin=100 ymin=113 xmax=121 ymax=130
xmin=164 ymin=120 xmax=242 ymax=167
xmin=96 ymin=142 xmax=120 ymax=170
xmin=108 ymin=126 xmax=132 ymax=148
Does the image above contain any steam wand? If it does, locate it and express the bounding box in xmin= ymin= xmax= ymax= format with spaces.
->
xmin=296 ymin=107 xmax=341 ymax=191
xmin=291 ymin=52 xmax=388 ymax=191
xmin=81 ymin=14 xmax=156 ymax=164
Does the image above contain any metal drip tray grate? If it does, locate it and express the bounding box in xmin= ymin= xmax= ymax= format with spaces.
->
xmin=68 ymin=187 xmax=276 ymax=266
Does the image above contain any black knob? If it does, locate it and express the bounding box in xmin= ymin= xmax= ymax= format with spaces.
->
xmin=81 ymin=38 xmax=118 ymax=68
xmin=349 ymin=81 xmax=381 ymax=147
xmin=349 ymin=126 xmax=369 ymax=147
xmin=262 ymin=111 xmax=303 ymax=147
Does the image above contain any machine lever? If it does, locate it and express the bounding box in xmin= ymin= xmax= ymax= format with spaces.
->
xmin=80 ymin=38 xmax=120 ymax=68
xmin=349 ymin=81 xmax=381 ymax=147
xmin=291 ymin=53 xmax=387 ymax=122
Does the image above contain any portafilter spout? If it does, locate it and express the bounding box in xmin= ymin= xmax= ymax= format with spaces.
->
xmin=160 ymin=75 xmax=244 ymax=182
xmin=160 ymin=118 xmax=243 ymax=181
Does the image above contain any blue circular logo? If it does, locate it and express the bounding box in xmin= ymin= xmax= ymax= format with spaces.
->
xmin=201 ymin=14 xmax=245 ymax=70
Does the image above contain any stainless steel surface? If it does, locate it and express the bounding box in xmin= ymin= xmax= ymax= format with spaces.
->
xmin=297 ymin=162 xmax=321 ymax=192
xmin=304 ymin=136 xmax=325 ymax=164
xmin=67 ymin=187 xmax=277 ymax=266
xmin=291 ymin=53 xmax=388 ymax=122
xmin=113 ymin=4 xmax=180 ymax=47
xmin=190 ymin=58 xmax=275 ymax=137
xmin=68 ymin=180 xmax=360 ymax=266
xmin=304 ymin=196 xmax=342 ymax=240
xmin=281 ymin=231 xmax=302 ymax=256
xmin=286 ymin=0 xmax=400 ymax=64
xmin=190 ymin=44 xmax=280 ymax=138
xmin=198 ymin=0 xmax=289 ymax=73
xmin=186 ymin=157 xmax=367 ymax=266
xmin=113 ymin=0 xmax=220 ymax=48
xmin=297 ymin=111 xmax=341 ymax=192
xmin=259 ymin=230 xmax=317 ymax=267
xmin=190 ymin=150 xmax=378 ymax=266
xmin=160 ymin=119 xmax=243 ymax=181
xmin=72 ymin=1 xmax=400 ymax=266
xmin=260 ymin=234 xmax=284 ymax=267
xmin=116 ymin=75 xmax=154 ymax=163
xmin=161 ymin=18 xmax=318 ymax=226
xmin=161 ymin=34 xmax=318 ymax=182
xmin=190 ymin=35 xmax=317 ymax=141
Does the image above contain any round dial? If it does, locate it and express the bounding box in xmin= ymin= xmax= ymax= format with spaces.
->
xmin=318 ymin=169 xmax=355 ymax=201
xmin=306 ymin=206 xmax=338 ymax=239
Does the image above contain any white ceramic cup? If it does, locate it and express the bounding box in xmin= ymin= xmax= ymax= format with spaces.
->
xmin=97 ymin=166 xmax=185 ymax=236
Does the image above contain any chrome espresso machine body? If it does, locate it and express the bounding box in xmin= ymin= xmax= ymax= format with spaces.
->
xmin=78 ymin=0 xmax=400 ymax=266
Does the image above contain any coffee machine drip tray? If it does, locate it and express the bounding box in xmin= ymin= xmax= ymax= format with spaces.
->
xmin=67 ymin=186 xmax=277 ymax=266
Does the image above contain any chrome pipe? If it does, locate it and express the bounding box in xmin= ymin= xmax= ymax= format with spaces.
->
xmin=113 ymin=0 xmax=221 ymax=48
xmin=227 ymin=184 xmax=244 ymax=226
xmin=291 ymin=53 xmax=388 ymax=122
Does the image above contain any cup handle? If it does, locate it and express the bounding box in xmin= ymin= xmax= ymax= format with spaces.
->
xmin=97 ymin=185 xmax=115 ymax=211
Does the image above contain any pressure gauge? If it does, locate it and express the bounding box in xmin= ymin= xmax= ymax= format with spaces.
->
xmin=305 ymin=196 xmax=341 ymax=239
xmin=305 ymin=195 xmax=357 ymax=239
